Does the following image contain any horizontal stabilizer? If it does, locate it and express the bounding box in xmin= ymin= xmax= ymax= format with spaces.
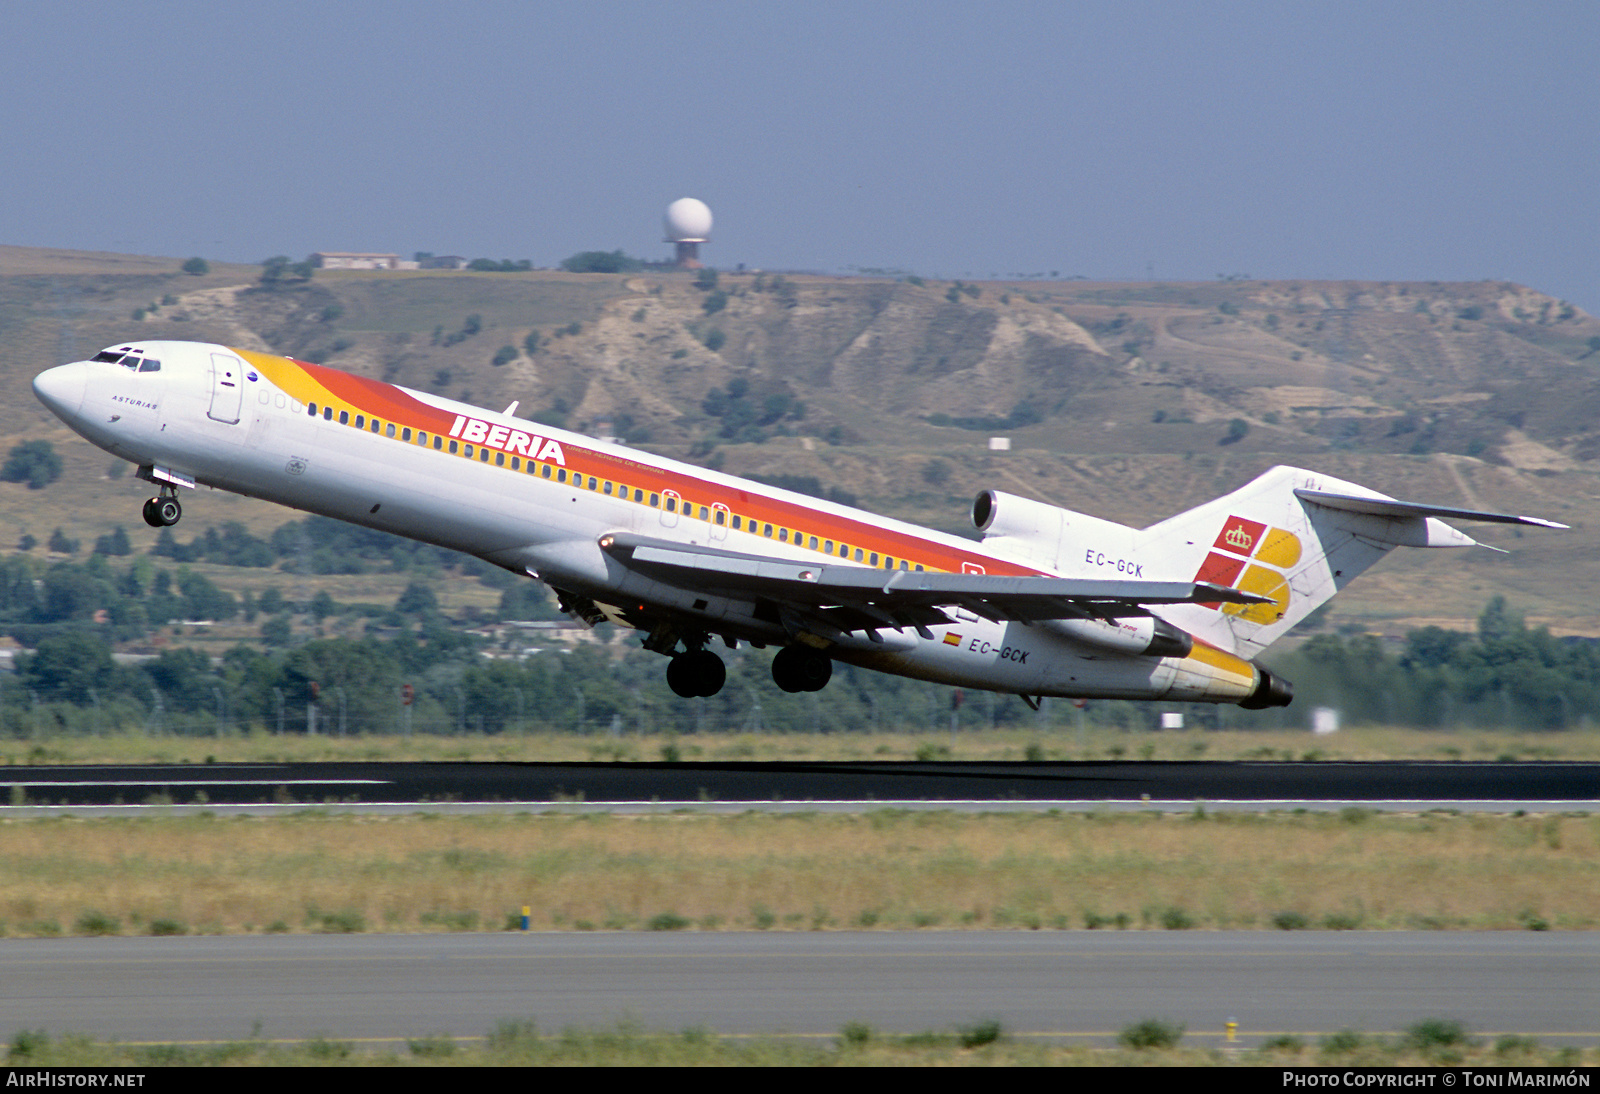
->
xmin=1294 ymin=488 xmax=1568 ymax=530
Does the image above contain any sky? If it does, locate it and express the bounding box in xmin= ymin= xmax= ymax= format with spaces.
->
xmin=3 ymin=0 xmax=1595 ymax=311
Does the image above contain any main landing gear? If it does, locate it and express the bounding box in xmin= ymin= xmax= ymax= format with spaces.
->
xmin=666 ymin=649 xmax=726 ymax=698
xmin=771 ymin=645 xmax=832 ymax=693
xmin=141 ymin=488 xmax=182 ymax=528
xmin=658 ymin=641 xmax=833 ymax=698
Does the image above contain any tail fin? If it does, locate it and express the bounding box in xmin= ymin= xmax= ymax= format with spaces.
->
xmin=1140 ymin=465 xmax=1561 ymax=658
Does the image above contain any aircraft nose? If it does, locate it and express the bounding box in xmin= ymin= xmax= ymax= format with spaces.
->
xmin=33 ymin=363 xmax=87 ymax=419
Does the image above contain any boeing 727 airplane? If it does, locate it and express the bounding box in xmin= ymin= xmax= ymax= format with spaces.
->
xmin=32 ymin=340 xmax=1565 ymax=707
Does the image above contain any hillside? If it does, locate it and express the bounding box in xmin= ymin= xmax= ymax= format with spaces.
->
xmin=4 ymin=245 xmax=1597 ymax=637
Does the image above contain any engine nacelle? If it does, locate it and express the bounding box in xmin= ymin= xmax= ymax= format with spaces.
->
xmin=972 ymin=489 xmax=1137 ymax=571
xmin=1039 ymin=614 xmax=1194 ymax=658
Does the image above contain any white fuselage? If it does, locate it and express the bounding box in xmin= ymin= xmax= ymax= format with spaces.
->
xmin=34 ymin=340 xmax=1269 ymax=704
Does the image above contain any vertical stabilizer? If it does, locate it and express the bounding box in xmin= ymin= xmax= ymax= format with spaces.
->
xmin=1139 ymin=466 xmax=1455 ymax=658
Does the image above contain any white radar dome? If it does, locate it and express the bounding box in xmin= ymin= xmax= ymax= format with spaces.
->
xmin=664 ymin=197 xmax=713 ymax=242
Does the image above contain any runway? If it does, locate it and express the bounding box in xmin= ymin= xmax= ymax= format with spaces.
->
xmin=3 ymin=932 xmax=1593 ymax=1047
xmin=0 ymin=760 xmax=1593 ymax=815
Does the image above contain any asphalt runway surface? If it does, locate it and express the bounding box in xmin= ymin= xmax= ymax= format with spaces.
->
xmin=0 ymin=760 xmax=1594 ymax=813
xmin=3 ymin=932 xmax=1593 ymax=1047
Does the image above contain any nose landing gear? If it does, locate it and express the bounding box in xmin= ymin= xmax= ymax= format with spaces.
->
xmin=142 ymin=489 xmax=182 ymax=528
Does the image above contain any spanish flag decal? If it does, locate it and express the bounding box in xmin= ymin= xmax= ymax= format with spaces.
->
xmin=943 ymin=632 xmax=963 ymax=646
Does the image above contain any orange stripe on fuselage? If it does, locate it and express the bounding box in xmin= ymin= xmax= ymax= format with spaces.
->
xmin=233 ymin=347 xmax=1038 ymax=579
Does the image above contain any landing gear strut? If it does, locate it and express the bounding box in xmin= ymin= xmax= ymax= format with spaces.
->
xmin=666 ymin=649 xmax=726 ymax=698
xmin=771 ymin=645 xmax=832 ymax=693
xmin=142 ymin=488 xmax=182 ymax=528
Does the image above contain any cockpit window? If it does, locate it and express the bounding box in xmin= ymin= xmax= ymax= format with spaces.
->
xmin=93 ymin=346 xmax=156 ymax=371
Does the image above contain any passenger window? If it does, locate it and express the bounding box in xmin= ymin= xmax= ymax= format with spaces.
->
xmin=543 ymin=464 xmax=553 ymax=479
xmin=603 ymin=481 xmax=613 ymax=495
xmin=339 ymin=411 xmax=349 ymax=425
xmin=763 ymin=524 xmax=773 ymax=537
xmin=324 ymin=407 xmax=333 ymax=420
xmin=449 ymin=440 xmax=459 ymax=454
xmin=433 ymin=435 xmax=442 ymax=450
xmin=699 ymin=506 xmax=709 ymax=521
xmin=854 ymin=548 xmax=864 ymax=562
xmin=557 ymin=468 xmax=567 ymax=483
xmin=386 ymin=423 xmax=396 ymax=438
xmin=812 ymin=537 xmax=821 ymax=551
xmin=715 ymin=510 xmax=725 ymax=526
xmin=495 ymin=452 xmax=505 ymax=466
xmin=480 ymin=448 xmax=490 ymax=462
xmin=355 ymin=415 xmax=365 ymax=429
xmin=309 ymin=402 xmax=318 ymax=416
xmin=870 ymin=553 xmax=879 ymax=566
xmin=511 ymin=457 xmax=520 ymax=470
xmin=588 ymin=476 xmax=598 ymax=490
xmin=635 ymin=488 xmax=645 ymax=502
xmin=779 ymin=529 xmax=788 ymax=542
xmin=464 ymin=444 xmax=474 ymax=457
xmin=731 ymin=516 xmax=741 ymax=530
xmin=666 ymin=498 xmax=676 ymax=512
xmin=371 ymin=420 xmax=381 ymax=433
xmin=650 ymin=493 xmax=659 ymax=506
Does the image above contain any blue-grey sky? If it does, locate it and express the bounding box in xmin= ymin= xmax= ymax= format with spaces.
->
xmin=4 ymin=1 xmax=1595 ymax=310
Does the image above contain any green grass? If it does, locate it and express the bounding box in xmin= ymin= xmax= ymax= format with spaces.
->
xmin=0 ymin=809 xmax=1592 ymax=937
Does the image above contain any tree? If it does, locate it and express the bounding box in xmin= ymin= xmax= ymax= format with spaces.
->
xmin=181 ymin=257 xmax=209 ymax=276
xmin=14 ymin=633 xmax=117 ymax=704
xmin=491 ymin=345 xmax=518 ymax=367
xmin=560 ymin=250 xmax=642 ymax=274
xmin=259 ymin=255 xmax=314 ymax=285
xmin=47 ymin=528 xmax=79 ymax=555
xmin=2 ymin=440 xmax=62 ymax=490
xmin=92 ymin=527 xmax=132 ymax=556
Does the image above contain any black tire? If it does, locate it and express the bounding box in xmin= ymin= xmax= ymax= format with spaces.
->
xmin=689 ymin=649 xmax=725 ymax=697
xmin=156 ymin=497 xmax=182 ymax=526
xmin=667 ymin=650 xmax=727 ymax=698
xmin=772 ymin=646 xmax=832 ymax=693
xmin=142 ymin=498 xmax=164 ymax=528
xmin=666 ymin=655 xmax=699 ymax=698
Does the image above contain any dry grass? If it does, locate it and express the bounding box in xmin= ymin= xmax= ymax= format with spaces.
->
xmin=5 ymin=724 xmax=1599 ymax=766
xmin=0 ymin=810 xmax=1592 ymax=937
xmin=4 ymin=1023 xmax=1592 ymax=1067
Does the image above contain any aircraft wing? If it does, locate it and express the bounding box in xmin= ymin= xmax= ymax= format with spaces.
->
xmin=599 ymin=532 xmax=1268 ymax=637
